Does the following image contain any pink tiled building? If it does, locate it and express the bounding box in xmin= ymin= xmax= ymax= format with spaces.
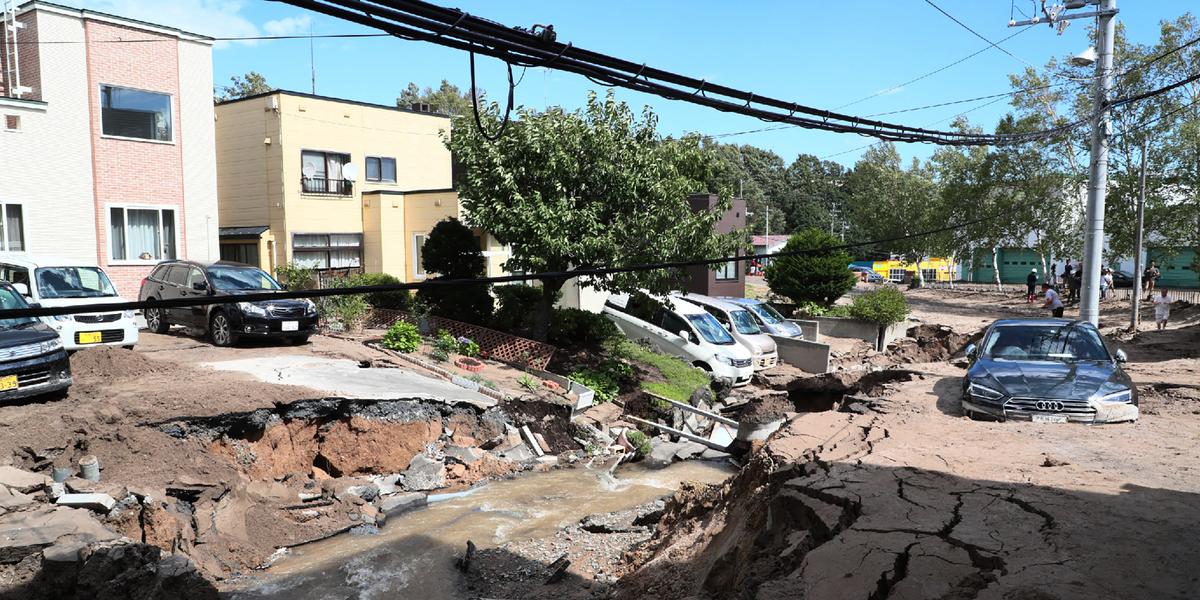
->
xmin=0 ymin=1 xmax=219 ymax=296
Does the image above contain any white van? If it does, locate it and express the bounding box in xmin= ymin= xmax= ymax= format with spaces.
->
xmin=683 ymin=294 xmax=779 ymax=371
xmin=603 ymin=291 xmax=754 ymax=386
xmin=0 ymin=254 xmax=139 ymax=350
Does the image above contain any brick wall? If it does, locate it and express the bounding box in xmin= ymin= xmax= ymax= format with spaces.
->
xmin=0 ymin=11 xmax=42 ymax=100
xmin=85 ymin=19 xmax=187 ymax=297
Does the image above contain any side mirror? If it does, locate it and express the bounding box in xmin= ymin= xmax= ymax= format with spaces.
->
xmin=12 ymin=283 xmax=28 ymax=297
xmin=191 ymin=281 xmax=208 ymax=292
xmin=964 ymin=344 xmax=977 ymax=359
xmin=27 ymin=302 xmax=41 ymax=309
xmin=1115 ymin=349 xmax=1128 ymax=363
xmin=679 ymin=329 xmax=692 ymax=344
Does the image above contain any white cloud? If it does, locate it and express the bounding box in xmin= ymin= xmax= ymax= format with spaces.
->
xmin=262 ymin=15 xmax=312 ymax=37
xmin=72 ymin=0 xmax=313 ymax=48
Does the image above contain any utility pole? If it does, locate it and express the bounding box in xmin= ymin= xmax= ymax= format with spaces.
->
xmin=1012 ymin=0 xmax=1119 ymax=325
xmin=1131 ymin=135 xmax=1147 ymax=330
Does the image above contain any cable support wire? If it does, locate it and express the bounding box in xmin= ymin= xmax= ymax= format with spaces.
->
xmin=0 ymin=210 xmax=1005 ymax=320
xmin=270 ymin=0 xmax=1085 ymax=147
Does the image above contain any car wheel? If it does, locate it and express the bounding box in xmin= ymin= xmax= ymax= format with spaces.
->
xmin=144 ymin=306 xmax=169 ymax=334
xmin=209 ymin=312 xmax=236 ymax=347
xmin=693 ymin=361 xmax=712 ymax=372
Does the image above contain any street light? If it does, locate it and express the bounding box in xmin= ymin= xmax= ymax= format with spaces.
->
xmin=1070 ymin=47 xmax=1098 ymax=67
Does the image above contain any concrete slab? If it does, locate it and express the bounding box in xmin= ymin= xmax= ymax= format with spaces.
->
xmin=202 ymin=355 xmax=496 ymax=409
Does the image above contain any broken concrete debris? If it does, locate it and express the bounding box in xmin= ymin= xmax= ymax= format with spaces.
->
xmin=0 ymin=506 xmax=119 ymax=564
xmin=402 ymin=454 xmax=447 ymax=492
xmin=0 ymin=465 xmax=51 ymax=494
xmin=55 ymin=493 xmax=118 ymax=513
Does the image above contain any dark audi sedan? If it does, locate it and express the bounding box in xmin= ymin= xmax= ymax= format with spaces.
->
xmin=139 ymin=260 xmax=318 ymax=347
xmin=962 ymin=319 xmax=1138 ymax=424
xmin=0 ymin=282 xmax=71 ymax=401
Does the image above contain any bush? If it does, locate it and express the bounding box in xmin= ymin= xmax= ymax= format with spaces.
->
xmin=549 ymin=308 xmax=622 ymax=351
xmin=275 ymin=262 xmax=315 ymax=291
xmin=416 ymin=217 xmax=493 ymax=325
xmin=381 ymin=321 xmax=421 ymax=353
xmin=570 ymin=359 xmax=635 ymax=403
xmin=625 ymin=429 xmax=652 ymax=457
xmin=350 ymin=272 xmax=411 ymax=311
xmin=765 ymin=229 xmax=857 ymax=307
xmin=433 ymin=329 xmax=460 ymax=355
xmin=847 ymin=286 xmax=909 ymax=326
xmin=491 ymin=284 xmax=555 ymax=334
xmin=458 ymin=336 xmax=480 ymax=357
xmin=314 ymin=276 xmax=369 ymax=330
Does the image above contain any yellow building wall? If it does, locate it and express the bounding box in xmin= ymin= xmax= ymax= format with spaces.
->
xmin=402 ymin=191 xmax=460 ymax=281
xmin=214 ymin=96 xmax=282 ymax=230
xmin=872 ymin=258 xmax=955 ymax=282
xmin=362 ymin=193 xmax=409 ymax=280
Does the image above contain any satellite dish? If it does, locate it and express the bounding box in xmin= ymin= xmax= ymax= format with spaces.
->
xmin=342 ymin=164 xmax=359 ymax=182
xmin=302 ymin=162 xmax=316 ymax=178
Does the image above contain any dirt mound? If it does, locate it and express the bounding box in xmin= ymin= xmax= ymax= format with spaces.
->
xmin=499 ymin=398 xmax=577 ymax=453
xmin=885 ymin=324 xmax=980 ymax=364
xmin=740 ymin=395 xmax=796 ymax=425
xmin=1138 ymin=383 xmax=1200 ymax=416
xmin=69 ymin=346 xmax=180 ymax=381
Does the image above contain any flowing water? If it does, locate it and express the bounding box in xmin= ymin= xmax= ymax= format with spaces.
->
xmin=226 ymin=460 xmax=734 ymax=599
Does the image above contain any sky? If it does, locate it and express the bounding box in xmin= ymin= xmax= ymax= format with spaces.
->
xmin=74 ymin=0 xmax=1198 ymax=168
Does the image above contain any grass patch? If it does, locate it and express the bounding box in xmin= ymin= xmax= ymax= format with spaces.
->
xmin=620 ymin=342 xmax=711 ymax=403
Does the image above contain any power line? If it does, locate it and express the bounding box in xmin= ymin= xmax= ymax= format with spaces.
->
xmin=12 ymin=32 xmax=392 ymax=44
xmin=0 ymin=209 xmax=1005 ymax=320
xmin=923 ymin=0 xmax=1037 ymax=70
xmin=270 ymin=0 xmax=1086 ymax=147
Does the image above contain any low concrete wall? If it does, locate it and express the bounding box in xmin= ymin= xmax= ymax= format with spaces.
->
xmin=788 ymin=319 xmax=819 ymax=341
xmin=812 ymin=316 xmax=909 ymax=351
xmin=772 ymin=335 xmax=831 ymax=374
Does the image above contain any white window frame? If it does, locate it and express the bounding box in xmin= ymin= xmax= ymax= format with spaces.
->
xmin=106 ymin=204 xmax=180 ymax=266
xmin=289 ymin=232 xmax=363 ymax=269
xmin=97 ymin=84 xmax=175 ymax=145
xmin=413 ymin=234 xmax=427 ymax=278
xmin=0 ymin=202 xmax=27 ymax=252
xmin=365 ymin=156 xmax=397 ymax=184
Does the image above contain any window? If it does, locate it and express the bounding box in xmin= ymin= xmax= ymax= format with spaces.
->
xmin=292 ymin=233 xmax=362 ymax=269
xmin=300 ymin=150 xmax=352 ymax=194
xmin=715 ymin=261 xmax=738 ymax=281
xmin=220 ymin=243 xmax=260 ymax=266
xmin=3 ymin=115 xmax=19 ymax=131
xmin=100 ymin=85 xmax=171 ymax=141
xmin=659 ymin=310 xmax=692 ymax=338
xmin=34 ymin=267 xmax=117 ymax=299
xmin=413 ymin=234 xmax=426 ymax=276
xmin=164 ymin=266 xmax=187 ymax=286
xmin=888 ymin=268 xmax=906 ymax=282
xmin=108 ymin=206 xmax=176 ymax=262
xmin=365 ymin=156 xmax=397 ymax=183
xmin=0 ymin=204 xmax=24 ymax=251
xmin=921 ymin=268 xmax=938 ymax=282
xmin=186 ymin=268 xmax=206 ymax=289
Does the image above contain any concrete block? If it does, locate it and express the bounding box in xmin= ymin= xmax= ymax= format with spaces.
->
xmin=54 ymin=493 xmax=117 ymax=513
xmin=772 ymin=335 xmax=832 ymax=374
xmin=443 ymin=446 xmax=485 ymax=465
xmin=379 ymin=492 xmax=427 ymax=517
xmin=645 ymin=441 xmax=682 ymax=469
xmin=521 ymin=426 xmax=544 ymax=457
xmin=403 ymin=455 xmax=446 ymax=492
xmin=788 ymin=319 xmax=820 ymax=341
xmin=0 ymin=466 xmax=50 ymax=493
xmin=0 ymin=485 xmax=33 ymax=511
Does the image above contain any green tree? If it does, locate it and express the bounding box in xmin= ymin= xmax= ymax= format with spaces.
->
xmin=447 ymin=91 xmax=740 ymax=340
xmin=416 ymin=218 xmax=492 ymax=324
xmin=216 ymin=71 xmax=272 ymax=102
xmin=845 ymin=144 xmax=941 ymax=275
xmin=780 ymin=154 xmax=846 ymax=236
xmin=397 ymin=80 xmax=476 ymax=116
xmin=765 ymin=228 xmax=857 ymax=306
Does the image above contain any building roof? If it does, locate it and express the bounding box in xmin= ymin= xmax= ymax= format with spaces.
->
xmin=20 ymin=1 xmax=213 ymax=43
xmin=751 ymin=235 xmax=790 ymax=246
xmin=219 ymin=226 xmax=269 ymax=238
xmin=215 ymin=89 xmax=452 ymax=119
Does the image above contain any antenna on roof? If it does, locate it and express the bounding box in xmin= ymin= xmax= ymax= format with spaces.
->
xmin=309 ymin=22 xmax=316 ymax=94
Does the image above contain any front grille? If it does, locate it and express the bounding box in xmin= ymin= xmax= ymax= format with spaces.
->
xmin=74 ymin=313 xmax=121 ymax=324
xmin=268 ymin=305 xmax=305 ymax=318
xmin=0 ymin=342 xmax=54 ymax=361
xmin=17 ymin=369 xmax=51 ymax=386
xmin=1005 ymin=397 xmax=1096 ymax=416
xmin=74 ymin=330 xmax=123 ymax=344
xmin=731 ymin=358 xmax=753 ymax=368
xmin=757 ymin=356 xmax=777 ymax=368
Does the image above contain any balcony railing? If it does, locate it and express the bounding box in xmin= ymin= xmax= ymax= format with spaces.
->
xmin=301 ymin=177 xmax=353 ymax=196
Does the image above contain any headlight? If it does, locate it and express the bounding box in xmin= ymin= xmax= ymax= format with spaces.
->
xmin=968 ymin=382 xmax=1004 ymax=400
xmin=1095 ymin=389 xmax=1133 ymax=404
xmin=41 ymin=338 xmax=62 ymax=353
xmin=51 ymin=314 xmax=71 ymax=322
xmin=303 ymin=299 xmax=317 ymax=314
xmin=238 ymin=302 xmax=268 ymax=317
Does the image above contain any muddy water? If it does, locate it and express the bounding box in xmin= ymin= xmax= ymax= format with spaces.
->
xmin=227 ymin=460 xmax=734 ymax=599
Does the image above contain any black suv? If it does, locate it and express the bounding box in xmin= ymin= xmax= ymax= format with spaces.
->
xmin=138 ymin=260 xmax=318 ymax=346
xmin=0 ymin=281 xmax=71 ymax=401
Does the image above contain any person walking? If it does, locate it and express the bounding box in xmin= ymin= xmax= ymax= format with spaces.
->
xmin=1068 ymin=263 xmax=1083 ymax=303
xmin=1041 ymin=282 xmax=1064 ymax=318
xmin=1153 ymin=288 xmax=1171 ymax=330
xmin=1063 ymin=259 xmax=1073 ymax=287
xmin=1144 ymin=261 xmax=1161 ymax=300
xmin=1026 ymin=268 xmax=1038 ymax=303
xmin=1100 ymin=267 xmax=1113 ymax=300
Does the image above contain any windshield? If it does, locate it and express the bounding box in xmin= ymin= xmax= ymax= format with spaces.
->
xmin=208 ymin=266 xmax=282 ymax=291
xmin=981 ymin=325 xmax=1111 ymax=362
xmin=686 ymin=313 xmax=735 ymax=345
xmin=34 ymin=267 xmax=117 ymax=299
xmin=729 ymin=309 xmax=762 ymax=335
xmin=0 ymin=286 xmax=36 ymax=329
xmin=747 ymin=302 xmax=785 ymax=325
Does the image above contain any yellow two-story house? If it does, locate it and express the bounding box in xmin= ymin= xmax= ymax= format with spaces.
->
xmin=214 ymin=90 xmax=510 ymax=282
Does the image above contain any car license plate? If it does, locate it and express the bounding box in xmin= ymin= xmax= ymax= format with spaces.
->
xmin=78 ymin=331 xmax=103 ymax=344
xmin=1032 ymin=414 xmax=1068 ymax=424
xmin=281 ymin=321 xmax=299 ymax=332
xmin=0 ymin=375 xmax=17 ymax=391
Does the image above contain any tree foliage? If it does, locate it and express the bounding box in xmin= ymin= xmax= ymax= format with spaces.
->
xmin=765 ymin=228 xmax=857 ymax=306
xmin=216 ymin=71 xmax=272 ymax=102
xmin=416 ymin=218 xmax=492 ymax=324
xmin=397 ymin=80 xmax=475 ymax=116
xmin=447 ymin=90 xmax=740 ymax=339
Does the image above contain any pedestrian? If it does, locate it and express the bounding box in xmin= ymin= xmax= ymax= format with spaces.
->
xmin=1153 ymin=288 xmax=1171 ymax=330
xmin=1144 ymin=261 xmax=1161 ymax=300
xmin=1069 ymin=263 xmax=1083 ymax=303
xmin=1063 ymin=258 xmax=1073 ymax=287
xmin=1026 ymin=268 xmax=1038 ymax=303
xmin=1100 ymin=267 xmax=1113 ymax=300
xmin=1041 ymin=282 xmax=1064 ymax=318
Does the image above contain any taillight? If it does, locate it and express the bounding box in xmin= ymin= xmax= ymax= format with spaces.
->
xmin=140 ymin=278 xmax=148 ymax=290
